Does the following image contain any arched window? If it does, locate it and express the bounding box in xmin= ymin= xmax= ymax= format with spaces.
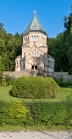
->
xmin=24 ymin=38 xmax=26 ymax=44
xmin=36 ymin=36 xmax=39 ymax=41
xmin=51 ymin=61 xmax=54 ymax=67
xmin=26 ymin=37 xmax=27 ymax=43
xmin=48 ymin=60 xmax=50 ymax=67
xmin=31 ymin=36 xmax=33 ymax=41
xmin=28 ymin=36 xmax=29 ymax=42
xmin=34 ymin=36 xmax=36 ymax=42
xmin=19 ymin=60 xmax=21 ymax=66
xmin=17 ymin=61 xmax=18 ymax=67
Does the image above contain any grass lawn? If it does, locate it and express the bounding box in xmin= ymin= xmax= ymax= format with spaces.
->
xmin=0 ymin=86 xmax=72 ymax=102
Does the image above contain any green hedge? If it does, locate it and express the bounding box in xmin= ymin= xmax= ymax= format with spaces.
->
xmin=0 ymin=100 xmax=72 ymax=127
xmin=24 ymin=102 xmax=72 ymax=126
xmin=10 ymin=76 xmax=59 ymax=99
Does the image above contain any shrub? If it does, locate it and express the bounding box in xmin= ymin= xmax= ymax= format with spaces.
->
xmin=24 ymin=101 xmax=72 ymax=127
xmin=54 ymin=77 xmax=72 ymax=87
xmin=4 ymin=75 xmax=15 ymax=86
xmin=10 ymin=76 xmax=59 ymax=99
xmin=0 ymin=71 xmax=3 ymax=84
xmin=0 ymin=100 xmax=29 ymax=126
xmin=0 ymin=100 xmax=72 ymax=127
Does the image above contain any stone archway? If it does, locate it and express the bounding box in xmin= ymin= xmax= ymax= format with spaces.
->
xmin=32 ymin=64 xmax=37 ymax=70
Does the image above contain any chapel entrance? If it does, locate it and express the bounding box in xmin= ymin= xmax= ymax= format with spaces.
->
xmin=32 ymin=65 xmax=37 ymax=70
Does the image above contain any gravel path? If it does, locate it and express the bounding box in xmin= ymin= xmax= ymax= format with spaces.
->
xmin=0 ymin=131 xmax=72 ymax=139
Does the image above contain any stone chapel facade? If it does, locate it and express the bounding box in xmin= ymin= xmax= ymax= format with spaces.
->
xmin=15 ymin=11 xmax=54 ymax=74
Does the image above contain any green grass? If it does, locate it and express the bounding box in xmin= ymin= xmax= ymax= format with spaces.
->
xmin=0 ymin=86 xmax=72 ymax=102
xmin=0 ymin=125 xmax=72 ymax=132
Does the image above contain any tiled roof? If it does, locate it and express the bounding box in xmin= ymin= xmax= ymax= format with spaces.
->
xmin=23 ymin=13 xmax=47 ymax=35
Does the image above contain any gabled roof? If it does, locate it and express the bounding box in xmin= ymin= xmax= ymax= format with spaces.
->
xmin=47 ymin=54 xmax=54 ymax=60
xmin=15 ymin=55 xmax=21 ymax=59
xmin=39 ymin=45 xmax=47 ymax=48
xmin=22 ymin=44 xmax=30 ymax=48
xmin=23 ymin=12 xmax=47 ymax=35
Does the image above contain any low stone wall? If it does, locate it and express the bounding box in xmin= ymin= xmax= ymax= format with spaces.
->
xmin=3 ymin=71 xmax=72 ymax=81
xmin=53 ymin=72 xmax=72 ymax=81
xmin=3 ymin=70 xmax=38 ymax=78
xmin=3 ymin=70 xmax=30 ymax=78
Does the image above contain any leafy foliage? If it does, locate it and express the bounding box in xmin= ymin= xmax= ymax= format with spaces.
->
xmin=48 ymin=12 xmax=72 ymax=74
xmin=10 ymin=76 xmax=59 ymax=99
xmin=0 ymin=71 xmax=3 ymax=84
xmin=54 ymin=76 xmax=72 ymax=87
xmin=0 ymin=23 xmax=22 ymax=71
xmin=23 ymin=100 xmax=72 ymax=127
xmin=0 ymin=100 xmax=29 ymax=126
xmin=0 ymin=99 xmax=72 ymax=127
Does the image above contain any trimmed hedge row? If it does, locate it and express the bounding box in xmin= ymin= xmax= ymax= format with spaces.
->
xmin=25 ymin=102 xmax=72 ymax=126
xmin=10 ymin=76 xmax=59 ymax=99
xmin=0 ymin=100 xmax=72 ymax=127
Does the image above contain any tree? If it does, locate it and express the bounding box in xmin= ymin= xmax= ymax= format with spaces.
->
xmin=48 ymin=8 xmax=72 ymax=73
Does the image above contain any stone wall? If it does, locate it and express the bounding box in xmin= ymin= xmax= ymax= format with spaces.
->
xmin=3 ymin=70 xmax=38 ymax=78
xmin=3 ymin=71 xmax=72 ymax=81
xmin=52 ymin=72 xmax=72 ymax=81
xmin=3 ymin=70 xmax=30 ymax=78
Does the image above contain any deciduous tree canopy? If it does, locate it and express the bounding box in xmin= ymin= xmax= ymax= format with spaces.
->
xmin=0 ymin=23 xmax=22 ymax=71
xmin=48 ymin=11 xmax=72 ymax=74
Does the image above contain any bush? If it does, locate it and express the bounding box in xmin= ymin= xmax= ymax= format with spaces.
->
xmin=54 ymin=77 xmax=72 ymax=87
xmin=0 ymin=99 xmax=72 ymax=127
xmin=4 ymin=75 xmax=15 ymax=86
xmin=10 ymin=76 xmax=59 ymax=99
xmin=23 ymin=100 xmax=72 ymax=127
xmin=0 ymin=71 xmax=3 ymax=84
xmin=0 ymin=100 xmax=29 ymax=126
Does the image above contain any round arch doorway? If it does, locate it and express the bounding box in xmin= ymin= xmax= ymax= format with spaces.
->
xmin=32 ymin=65 xmax=37 ymax=70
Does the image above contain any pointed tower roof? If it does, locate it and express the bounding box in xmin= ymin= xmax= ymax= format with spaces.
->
xmin=23 ymin=11 xmax=47 ymax=35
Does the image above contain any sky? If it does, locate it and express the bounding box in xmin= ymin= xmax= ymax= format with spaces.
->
xmin=0 ymin=0 xmax=72 ymax=38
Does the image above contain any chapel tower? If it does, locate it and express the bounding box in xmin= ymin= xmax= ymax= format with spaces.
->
xmin=15 ymin=11 xmax=54 ymax=74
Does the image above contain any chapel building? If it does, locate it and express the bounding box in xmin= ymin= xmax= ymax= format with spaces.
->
xmin=15 ymin=11 xmax=54 ymax=74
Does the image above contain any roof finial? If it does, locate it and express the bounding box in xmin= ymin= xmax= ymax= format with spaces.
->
xmin=34 ymin=10 xmax=37 ymax=15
